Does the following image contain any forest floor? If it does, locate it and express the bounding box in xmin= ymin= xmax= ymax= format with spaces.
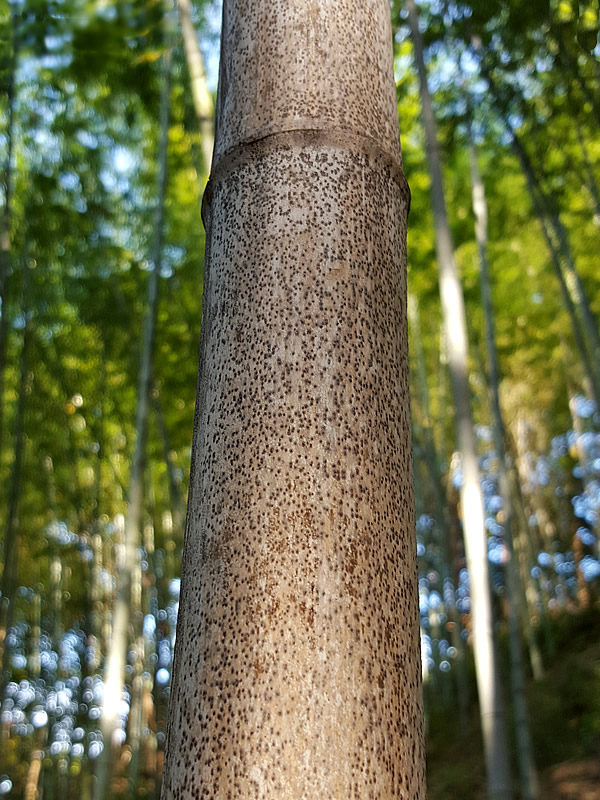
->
xmin=426 ymin=606 xmax=600 ymax=799
xmin=542 ymin=756 xmax=600 ymax=799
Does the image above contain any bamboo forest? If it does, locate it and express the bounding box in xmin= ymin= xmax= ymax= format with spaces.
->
xmin=0 ymin=0 xmax=599 ymax=798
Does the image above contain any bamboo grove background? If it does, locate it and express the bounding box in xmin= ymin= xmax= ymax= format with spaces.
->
xmin=0 ymin=0 xmax=599 ymax=798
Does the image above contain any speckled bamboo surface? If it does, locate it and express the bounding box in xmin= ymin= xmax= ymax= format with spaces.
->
xmin=161 ymin=2 xmax=426 ymax=797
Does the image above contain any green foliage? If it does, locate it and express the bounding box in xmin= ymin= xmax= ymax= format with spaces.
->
xmin=0 ymin=0 xmax=208 ymax=632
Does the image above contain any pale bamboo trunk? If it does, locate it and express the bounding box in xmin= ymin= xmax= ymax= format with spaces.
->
xmin=469 ymin=140 xmax=539 ymax=800
xmin=44 ymin=454 xmax=65 ymax=649
xmin=127 ymin=624 xmax=146 ymax=797
xmin=24 ymin=727 xmax=48 ymax=800
xmin=407 ymin=3 xmax=512 ymax=798
xmin=89 ymin=363 xmax=106 ymax=670
xmin=162 ymin=1 xmax=425 ymax=797
xmin=176 ymin=0 xmax=214 ymax=174
xmin=95 ymin=43 xmax=172 ymax=800
xmin=408 ymin=294 xmax=469 ymax=729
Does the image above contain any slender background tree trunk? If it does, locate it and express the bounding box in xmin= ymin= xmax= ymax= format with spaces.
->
xmin=408 ymin=293 xmax=469 ymax=730
xmin=0 ymin=1 xmax=19 ymax=465
xmin=407 ymin=3 xmax=513 ymax=798
xmin=177 ymin=0 xmax=214 ymax=175
xmin=469 ymin=137 xmax=539 ymax=800
xmin=95 ymin=40 xmax=172 ymax=800
xmin=0 ymin=259 xmax=31 ymax=688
